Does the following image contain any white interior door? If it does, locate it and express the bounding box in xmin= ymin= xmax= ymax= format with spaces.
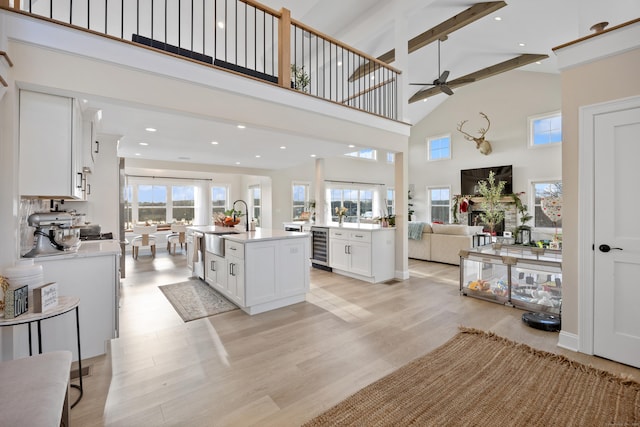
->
xmin=593 ymin=106 xmax=640 ymax=368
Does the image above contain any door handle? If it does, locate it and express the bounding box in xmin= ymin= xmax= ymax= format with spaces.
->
xmin=599 ymin=244 xmax=623 ymax=253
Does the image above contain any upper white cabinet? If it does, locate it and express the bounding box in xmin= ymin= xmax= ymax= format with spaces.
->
xmin=19 ymin=90 xmax=84 ymax=199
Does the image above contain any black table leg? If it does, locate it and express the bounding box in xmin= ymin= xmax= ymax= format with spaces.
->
xmin=70 ymin=306 xmax=83 ymax=409
xmin=27 ymin=323 xmax=32 ymax=356
xmin=37 ymin=319 xmax=42 ymax=354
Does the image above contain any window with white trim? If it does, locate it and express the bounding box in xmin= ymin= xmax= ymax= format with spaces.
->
xmin=427 ymin=186 xmax=451 ymax=223
xmin=345 ymin=148 xmax=377 ymax=160
xmin=171 ymin=186 xmax=195 ymax=223
xmin=529 ymin=111 xmax=562 ymax=147
xmin=292 ymin=182 xmax=310 ymax=220
xmin=386 ymin=188 xmax=395 ymax=216
xmin=327 ymin=186 xmax=374 ymax=222
xmin=386 ymin=152 xmax=395 ymax=163
xmin=532 ymin=180 xmax=562 ymax=228
xmin=427 ymin=134 xmax=451 ymax=161
xmin=211 ymin=185 xmax=228 ymax=218
xmin=249 ymin=185 xmax=261 ymax=226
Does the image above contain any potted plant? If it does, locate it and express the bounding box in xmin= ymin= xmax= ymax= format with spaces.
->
xmin=477 ymin=170 xmax=506 ymax=235
xmin=291 ymin=64 xmax=310 ymax=92
xmin=511 ymin=193 xmax=532 ymax=244
xmin=408 ymin=190 xmax=415 ymax=221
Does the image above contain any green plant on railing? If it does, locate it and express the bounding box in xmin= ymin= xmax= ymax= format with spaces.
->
xmin=291 ymin=64 xmax=310 ymax=92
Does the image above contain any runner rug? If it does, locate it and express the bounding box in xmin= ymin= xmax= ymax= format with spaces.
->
xmin=159 ymin=279 xmax=238 ymax=322
xmin=303 ymin=327 xmax=640 ymax=426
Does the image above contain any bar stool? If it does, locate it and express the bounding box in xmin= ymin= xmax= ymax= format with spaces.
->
xmin=166 ymin=224 xmax=187 ymax=254
xmin=131 ymin=225 xmax=157 ymax=259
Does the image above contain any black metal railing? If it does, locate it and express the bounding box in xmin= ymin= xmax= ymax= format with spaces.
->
xmin=4 ymin=0 xmax=399 ymax=120
xmin=291 ymin=21 xmax=398 ymax=119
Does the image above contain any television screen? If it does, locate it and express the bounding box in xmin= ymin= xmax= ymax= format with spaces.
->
xmin=460 ymin=165 xmax=513 ymax=195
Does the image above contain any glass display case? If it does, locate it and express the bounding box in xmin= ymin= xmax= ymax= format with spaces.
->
xmin=459 ymin=244 xmax=562 ymax=315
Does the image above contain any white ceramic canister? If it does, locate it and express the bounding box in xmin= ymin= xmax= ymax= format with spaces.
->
xmin=3 ymin=258 xmax=44 ymax=290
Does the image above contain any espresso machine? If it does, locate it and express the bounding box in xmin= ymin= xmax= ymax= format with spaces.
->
xmin=24 ymin=212 xmax=81 ymax=257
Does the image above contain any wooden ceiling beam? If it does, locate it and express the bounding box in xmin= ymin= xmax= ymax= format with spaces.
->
xmin=408 ymin=53 xmax=548 ymax=103
xmin=349 ymin=1 xmax=507 ymax=82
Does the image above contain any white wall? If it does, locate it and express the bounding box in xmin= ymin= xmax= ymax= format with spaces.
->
xmin=408 ymin=70 xmax=562 ymax=223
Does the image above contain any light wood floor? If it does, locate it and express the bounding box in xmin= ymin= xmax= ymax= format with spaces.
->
xmin=70 ymin=249 xmax=640 ymax=426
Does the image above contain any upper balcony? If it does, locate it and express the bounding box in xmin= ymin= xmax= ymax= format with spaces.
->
xmin=0 ymin=0 xmax=402 ymax=123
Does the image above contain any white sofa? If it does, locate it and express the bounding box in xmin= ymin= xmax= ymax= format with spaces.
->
xmin=408 ymin=223 xmax=485 ymax=265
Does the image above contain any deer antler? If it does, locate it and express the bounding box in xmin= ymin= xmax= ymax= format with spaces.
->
xmin=456 ymin=120 xmax=476 ymax=141
xmin=477 ymin=112 xmax=491 ymax=138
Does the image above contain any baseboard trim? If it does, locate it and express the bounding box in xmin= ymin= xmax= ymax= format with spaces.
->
xmin=557 ymin=330 xmax=579 ymax=352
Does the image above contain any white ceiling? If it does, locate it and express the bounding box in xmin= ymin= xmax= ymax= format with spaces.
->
xmin=89 ymin=0 xmax=639 ymax=170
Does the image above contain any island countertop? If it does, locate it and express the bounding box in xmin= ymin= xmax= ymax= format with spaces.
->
xmin=188 ymin=226 xmax=308 ymax=243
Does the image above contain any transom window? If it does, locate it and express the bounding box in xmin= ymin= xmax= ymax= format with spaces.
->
xmin=345 ymin=148 xmax=377 ymax=160
xmin=529 ymin=111 xmax=562 ymax=147
xmin=427 ymin=135 xmax=451 ymax=161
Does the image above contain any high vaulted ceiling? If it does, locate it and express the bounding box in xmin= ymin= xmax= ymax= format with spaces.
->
xmin=95 ymin=0 xmax=639 ymax=169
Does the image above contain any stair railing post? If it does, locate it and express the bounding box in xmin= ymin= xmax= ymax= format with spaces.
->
xmin=277 ymin=7 xmax=290 ymax=89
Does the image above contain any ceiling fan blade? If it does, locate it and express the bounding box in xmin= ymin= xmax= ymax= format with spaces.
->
xmin=439 ymin=70 xmax=450 ymax=83
xmin=409 ymin=83 xmax=437 ymax=86
xmin=409 ymin=53 xmax=549 ymax=103
xmin=440 ymin=85 xmax=454 ymax=96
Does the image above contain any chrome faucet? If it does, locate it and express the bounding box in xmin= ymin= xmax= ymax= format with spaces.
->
xmin=233 ymin=199 xmax=249 ymax=232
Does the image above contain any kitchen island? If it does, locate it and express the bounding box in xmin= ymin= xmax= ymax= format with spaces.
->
xmin=190 ymin=226 xmax=310 ymax=315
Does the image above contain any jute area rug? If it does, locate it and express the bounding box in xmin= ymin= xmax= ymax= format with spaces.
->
xmin=159 ymin=279 xmax=238 ymax=322
xmin=303 ymin=328 xmax=640 ymax=427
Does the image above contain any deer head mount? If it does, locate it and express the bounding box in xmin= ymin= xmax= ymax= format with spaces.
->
xmin=456 ymin=112 xmax=492 ymax=155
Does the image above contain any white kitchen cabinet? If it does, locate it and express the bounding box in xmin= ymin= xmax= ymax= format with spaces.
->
xmin=225 ymin=240 xmax=245 ymax=306
xmin=29 ymin=249 xmax=120 ymax=361
xmin=329 ymin=228 xmax=395 ymax=283
xmin=19 ymin=90 xmax=84 ymax=199
xmin=222 ymin=235 xmax=309 ymax=315
xmin=204 ymin=251 xmax=227 ymax=294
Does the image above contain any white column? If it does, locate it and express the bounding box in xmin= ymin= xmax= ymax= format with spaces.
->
xmin=314 ymin=158 xmax=326 ymax=224
xmin=394 ymin=3 xmax=409 ymax=123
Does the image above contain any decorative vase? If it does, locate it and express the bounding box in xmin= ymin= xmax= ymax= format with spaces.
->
xmin=338 ymin=216 xmax=344 ymax=226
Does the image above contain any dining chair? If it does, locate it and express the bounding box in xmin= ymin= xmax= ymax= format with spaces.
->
xmin=166 ymin=224 xmax=187 ymax=254
xmin=131 ymin=225 xmax=157 ymax=259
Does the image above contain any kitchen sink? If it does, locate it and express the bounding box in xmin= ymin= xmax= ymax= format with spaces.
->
xmin=204 ymin=231 xmax=240 ymax=256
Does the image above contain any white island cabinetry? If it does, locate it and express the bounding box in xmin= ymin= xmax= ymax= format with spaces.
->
xmin=196 ymin=227 xmax=310 ymax=315
xmin=329 ymin=226 xmax=395 ymax=283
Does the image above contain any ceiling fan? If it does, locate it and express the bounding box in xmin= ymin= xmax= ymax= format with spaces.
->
xmin=408 ymin=52 xmax=549 ymax=103
xmin=410 ymin=39 xmax=468 ymax=96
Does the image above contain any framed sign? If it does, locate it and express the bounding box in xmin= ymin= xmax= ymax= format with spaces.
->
xmin=5 ymin=285 xmax=29 ymax=318
xmin=33 ymin=282 xmax=58 ymax=313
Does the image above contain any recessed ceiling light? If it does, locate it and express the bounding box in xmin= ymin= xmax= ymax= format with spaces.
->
xmin=139 ymin=142 xmax=149 ymax=146
xmin=217 ymin=21 xmax=225 ymax=29
xmin=310 ymin=154 xmax=316 ymax=158
xmin=237 ymin=124 xmax=246 ymax=129
xmin=82 ymin=99 xmax=88 ymax=104
xmin=348 ymin=144 xmax=355 ymax=148
xmin=423 ymin=99 xmax=428 ymax=102
xmin=255 ymin=155 xmax=261 ymax=158
xmin=518 ymin=42 xmax=526 ymax=47
xmin=211 ymin=141 xmax=219 ymax=145
xmin=280 ymin=146 xmax=286 ymax=149
xmin=145 ymin=127 xmax=157 ymax=132
xmin=235 ymin=161 xmax=240 ymax=165
xmin=535 ymin=61 xmax=542 ymax=65
xmin=135 ymin=153 xmax=141 ymax=156
xmin=494 ymin=16 xmax=502 ymax=21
